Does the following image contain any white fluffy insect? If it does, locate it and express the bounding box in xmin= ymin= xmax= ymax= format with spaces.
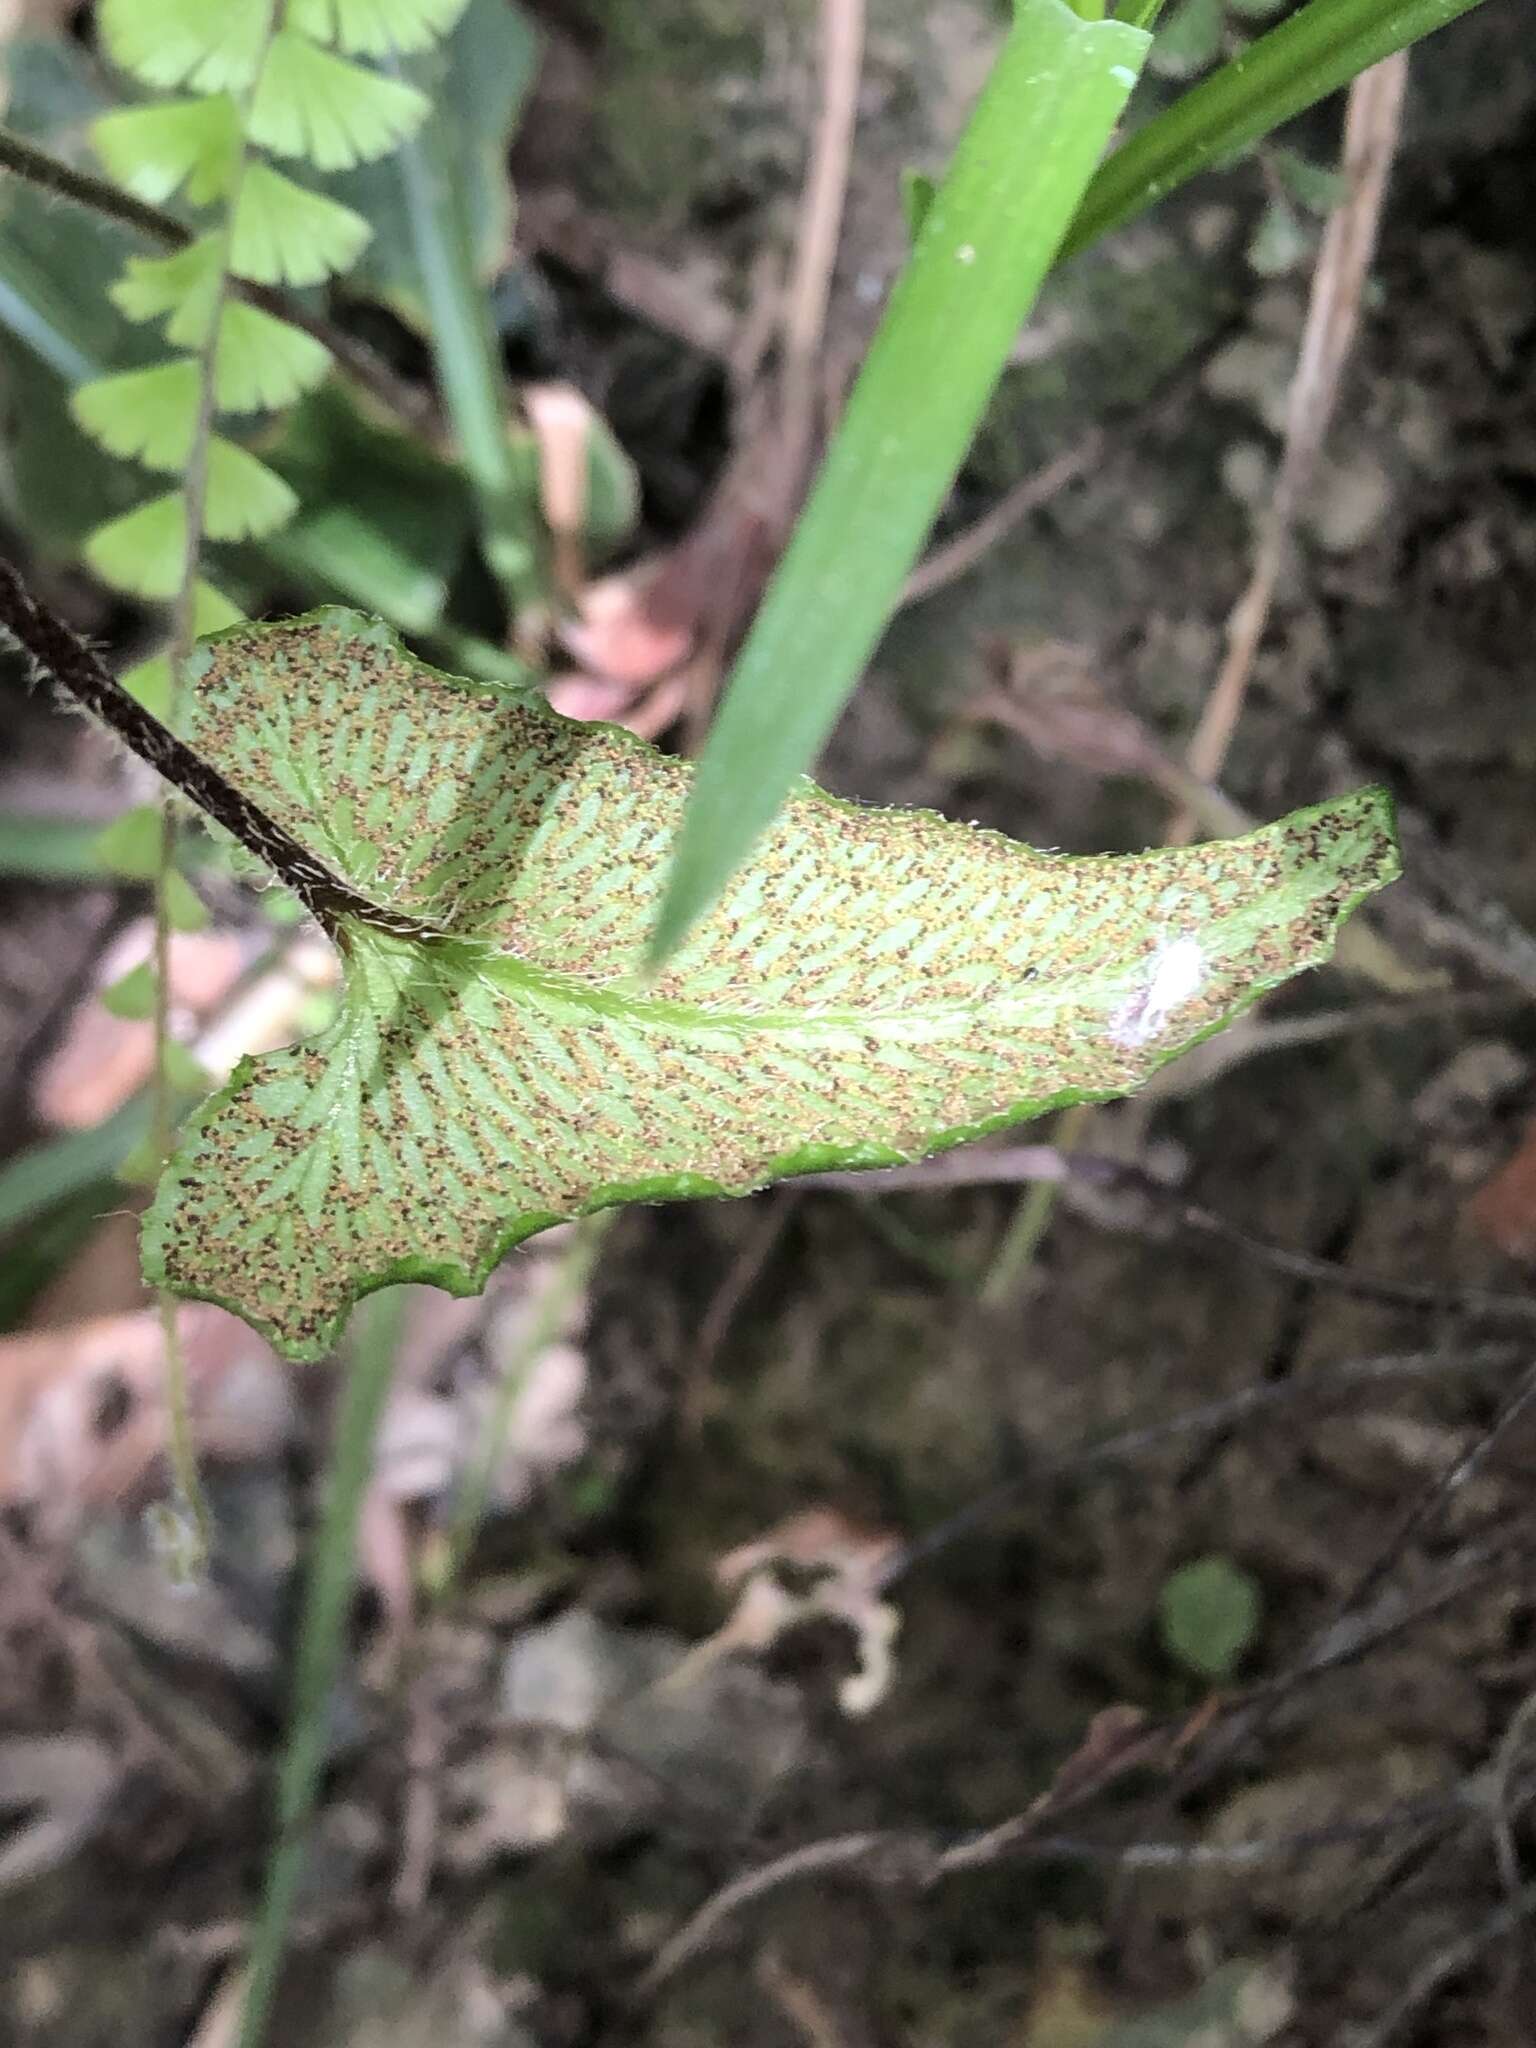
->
xmin=1108 ymin=934 xmax=1206 ymax=1051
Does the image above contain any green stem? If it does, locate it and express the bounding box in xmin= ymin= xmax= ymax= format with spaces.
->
xmin=238 ymin=1288 xmax=405 ymax=2048
xmin=1116 ymin=0 xmax=1171 ymax=25
xmin=149 ymin=0 xmax=285 ymax=1573
xmin=388 ymin=63 xmax=545 ymax=621
xmin=1064 ymin=0 xmax=1488 ymax=258
xmin=434 ymin=1215 xmax=609 ymax=1606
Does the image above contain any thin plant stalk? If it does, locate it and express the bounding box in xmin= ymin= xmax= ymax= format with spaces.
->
xmin=237 ymin=1287 xmax=407 ymax=2048
xmin=434 ymin=1214 xmax=609 ymax=1606
xmin=151 ymin=0 xmax=283 ymax=1572
xmin=388 ymin=61 xmax=545 ymax=625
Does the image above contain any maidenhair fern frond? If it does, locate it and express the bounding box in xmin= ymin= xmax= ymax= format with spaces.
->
xmin=76 ymin=0 xmax=464 ymax=605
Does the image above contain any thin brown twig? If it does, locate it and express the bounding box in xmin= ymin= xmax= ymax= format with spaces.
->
xmin=900 ymin=433 xmax=1105 ymax=607
xmin=637 ymin=1785 xmax=1473 ymax=2003
xmin=1155 ymin=1367 xmax=1536 ymax=1814
xmin=876 ymin=1340 xmax=1528 ymax=1590
xmin=0 ymin=1517 xmax=203 ymax=1789
xmin=1354 ymin=1881 xmax=1536 ymax=2048
xmin=799 ymin=1144 xmax=1536 ymax=1327
xmin=0 ymin=560 xmax=436 ymax=940
xmin=1171 ymin=54 xmax=1409 ymax=838
xmin=1489 ymin=1687 xmax=1536 ymax=1900
xmin=776 ymin=0 xmax=865 ymax=505
xmin=682 ymin=1196 xmax=795 ymax=1434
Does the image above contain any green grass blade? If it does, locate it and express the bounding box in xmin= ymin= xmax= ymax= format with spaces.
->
xmin=1065 ymin=0 xmax=1488 ymax=257
xmin=647 ymin=0 xmax=1148 ymax=964
xmin=237 ymin=1286 xmax=405 ymax=2048
xmin=386 ymin=52 xmax=544 ymax=614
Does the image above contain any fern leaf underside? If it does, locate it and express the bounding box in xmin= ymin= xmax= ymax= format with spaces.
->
xmin=144 ymin=611 xmax=1400 ymax=1360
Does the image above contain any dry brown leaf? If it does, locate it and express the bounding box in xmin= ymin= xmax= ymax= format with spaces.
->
xmin=0 ymin=1305 xmax=291 ymax=1532
xmin=696 ymin=1506 xmax=903 ymax=1716
xmin=1468 ymin=1113 xmax=1536 ymax=1262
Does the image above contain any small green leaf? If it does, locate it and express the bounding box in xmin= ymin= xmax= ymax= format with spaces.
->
xmin=249 ymin=31 xmax=431 ymax=171
xmin=73 ymin=358 xmax=201 ymax=471
xmin=1273 ymin=145 xmax=1347 ymax=216
xmin=86 ymin=493 xmax=188 ymax=599
xmin=204 ymin=439 xmax=300 ymax=540
xmin=100 ymin=0 xmax=273 ymax=93
xmin=163 ymin=1038 xmax=211 ymax=1089
xmin=288 ymin=0 xmax=473 ymax=57
xmin=101 ymin=961 xmax=159 ymax=1020
xmin=231 ymin=163 xmax=372 ymax=286
xmin=1149 ymin=0 xmax=1224 ymax=78
xmin=163 ymin=867 xmax=210 ymax=933
xmin=323 ymin=0 xmax=540 ymax=329
xmin=213 ymin=302 xmax=333 ymax=413
xmin=145 ymin=610 xmax=1399 ymax=1360
xmin=93 ymin=802 xmax=164 ymax=879
xmin=1247 ymin=195 xmax=1311 ymax=276
xmin=1159 ymin=1555 xmax=1262 ymax=1680
xmin=91 ymin=95 xmax=243 ymax=206
xmin=110 ymin=237 xmax=224 ymax=337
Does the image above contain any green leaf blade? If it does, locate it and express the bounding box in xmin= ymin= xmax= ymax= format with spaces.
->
xmin=144 ymin=611 xmax=1399 ymax=1360
xmin=1064 ymin=0 xmax=1489 ymax=259
xmin=91 ymin=95 xmax=243 ymax=206
xmin=649 ymin=0 xmax=1150 ymax=965
xmin=73 ymin=357 xmax=202 ymax=471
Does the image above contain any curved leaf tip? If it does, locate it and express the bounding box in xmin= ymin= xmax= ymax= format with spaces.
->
xmin=143 ymin=610 xmax=1399 ymax=1358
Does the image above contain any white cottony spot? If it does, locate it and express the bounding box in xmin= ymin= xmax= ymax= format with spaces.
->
xmin=1110 ymin=65 xmax=1138 ymax=88
xmin=956 ymin=243 xmax=976 ymax=265
xmin=1109 ymin=934 xmax=1205 ymax=1050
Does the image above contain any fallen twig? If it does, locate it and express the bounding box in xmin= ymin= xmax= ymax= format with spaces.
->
xmin=1172 ymin=53 xmax=1409 ymax=837
xmin=800 ymin=1146 xmax=1536 ymax=1327
xmin=878 ymin=1340 xmax=1529 ymax=1589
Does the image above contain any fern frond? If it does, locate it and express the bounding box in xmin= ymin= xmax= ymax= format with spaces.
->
xmin=110 ymin=238 xmax=224 ymax=336
xmin=205 ymin=440 xmax=301 ymax=539
xmin=232 ymin=163 xmax=372 ymax=284
xmin=86 ymin=492 xmax=189 ymax=599
xmin=100 ymin=0 xmax=273 ymax=94
xmin=91 ymin=97 xmax=243 ymax=207
xmin=214 ymin=303 xmax=332 ymax=412
xmin=72 ymin=360 xmax=201 ymax=470
xmin=287 ymin=0 xmax=471 ymax=58
xmin=249 ymin=32 xmax=430 ymax=171
xmin=84 ymin=0 xmax=470 ymax=612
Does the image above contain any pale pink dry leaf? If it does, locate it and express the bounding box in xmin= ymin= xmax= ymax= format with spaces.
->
xmin=0 ymin=1304 xmax=291 ymax=1532
xmin=556 ymin=572 xmax=694 ymax=687
xmin=524 ymin=382 xmax=595 ymax=539
xmin=35 ymin=924 xmax=247 ymax=1130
